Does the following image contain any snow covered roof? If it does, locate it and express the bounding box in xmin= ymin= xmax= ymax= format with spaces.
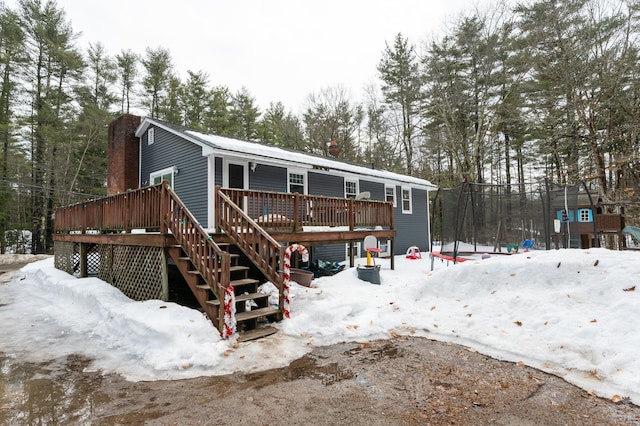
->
xmin=135 ymin=117 xmax=437 ymax=191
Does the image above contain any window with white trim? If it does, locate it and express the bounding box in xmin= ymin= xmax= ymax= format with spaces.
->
xmin=401 ymin=187 xmax=412 ymax=214
xmin=147 ymin=127 xmax=155 ymax=145
xmin=151 ymin=166 xmax=175 ymax=187
xmin=385 ymin=185 xmax=396 ymax=207
xmin=288 ymin=172 xmax=305 ymax=194
xmin=345 ymin=179 xmax=358 ymax=199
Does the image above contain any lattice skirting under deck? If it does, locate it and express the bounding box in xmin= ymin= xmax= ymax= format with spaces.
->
xmin=54 ymin=242 xmax=169 ymax=302
xmin=54 ymin=241 xmax=76 ymax=275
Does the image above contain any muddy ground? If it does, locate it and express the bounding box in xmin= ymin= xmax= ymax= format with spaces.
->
xmin=1 ymin=262 xmax=639 ymax=425
xmin=1 ymin=336 xmax=639 ymax=425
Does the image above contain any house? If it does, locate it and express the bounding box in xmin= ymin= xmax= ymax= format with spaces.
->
xmin=53 ymin=114 xmax=436 ymax=340
xmin=110 ymin=114 xmax=436 ymax=261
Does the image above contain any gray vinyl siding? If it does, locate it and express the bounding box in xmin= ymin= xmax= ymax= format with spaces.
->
xmin=306 ymin=171 xmax=345 ymax=262
xmin=308 ymin=171 xmax=344 ymax=198
xmin=393 ymin=187 xmax=428 ymax=254
xmin=140 ymin=126 xmax=209 ymax=227
xmin=214 ymin=157 xmax=223 ymax=186
xmin=359 ymin=180 xmax=384 ymax=201
xmin=249 ymin=164 xmax=287 ymax=192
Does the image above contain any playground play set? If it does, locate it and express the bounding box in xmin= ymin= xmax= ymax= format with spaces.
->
xmin=429 ymin=178 xmax=628 ymax=267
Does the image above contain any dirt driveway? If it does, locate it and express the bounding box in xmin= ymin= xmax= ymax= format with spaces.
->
xmin=1 ymin=336 xmax=639 ymax=425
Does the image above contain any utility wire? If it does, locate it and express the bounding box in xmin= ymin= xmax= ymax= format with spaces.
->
xmin=0 ymin=179 xmax=102 ymax=198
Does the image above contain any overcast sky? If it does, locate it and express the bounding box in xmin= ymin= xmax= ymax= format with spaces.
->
xmin=10 ymin=0 xmax=496 ymax=113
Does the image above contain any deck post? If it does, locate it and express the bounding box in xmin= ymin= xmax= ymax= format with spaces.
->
xmin=348 ymin=198 xmax=355 ymax=230
xmin=160 ymin=249 xmax=169 ymax=301
xmin=160 ymin=184 xmax=169 ymax=234
xmin=214 ymin=186 xmax=222 ymax=234
xmin=293 ymin=192 xmax=300 ymax=231
xmin=390 ymin=239 xmax=395 ymax=270
xmin=349 ymin=241 xmax=354 ymax=268
xmin=79 ymin=243 xmax=88 ymax=278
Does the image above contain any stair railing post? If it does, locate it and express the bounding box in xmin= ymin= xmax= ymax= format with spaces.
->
xmin=160 ymin=183 xmax=169 ymax=234
xmin=215 ymin=186 xmax=222 ymax=234
xmin=349 ymin=198 xmax=355 ymax=230
xmin=293 ymin=192 xmax=300 ymax=231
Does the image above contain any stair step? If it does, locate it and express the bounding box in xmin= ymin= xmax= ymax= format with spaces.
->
xmin=230 ymin=277 xmax=260 ymax=288
xmin=205 ymin=292 xmax=268 ymax=306
xmin=236 ymin=306 xmax=280 ymax=322
xmin=238 ymin=326 xmax=278 ymax=342
xmin=227 ymin=265 xmax=250 ymax=273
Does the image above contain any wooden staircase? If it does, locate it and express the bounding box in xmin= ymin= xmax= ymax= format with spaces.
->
xmin=167 ymin=242 xmax=279 ymax=341
xmin=163 ymin=186 xmax=283 ymax=341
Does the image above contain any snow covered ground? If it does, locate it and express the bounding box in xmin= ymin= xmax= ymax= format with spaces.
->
xmin=0 ymin=248 xmax=639 ymax=405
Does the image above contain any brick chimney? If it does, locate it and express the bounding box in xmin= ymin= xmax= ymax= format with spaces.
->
xmin=107 ymin=114 xmax=141 ymax=195
xmin=328 ymin=139 xmax=339 ymax=158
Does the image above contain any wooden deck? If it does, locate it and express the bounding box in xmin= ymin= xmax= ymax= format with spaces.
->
xmin=54 ymin=185 xmax=395 ymax=264
xmin=53 ymin=183 xmax=395 ymax=338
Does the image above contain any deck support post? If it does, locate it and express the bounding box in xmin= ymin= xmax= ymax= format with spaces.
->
xmin=79 ymin=243 xmax=88 ymax=277
xmin=349 ymin=241 xmax=354 ymax=268
xmin=390 ymin=239 xmax=395 ymax=270
xmin=160 ymin=249 xmax=169 ymax=301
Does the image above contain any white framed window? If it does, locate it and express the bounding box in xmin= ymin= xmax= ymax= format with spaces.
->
xmin=345 ymin=179 xmax=358 ymax=199
xmin=151 ymin=166 xmax=177 ymax=187
xmin=147 ymin=127 xmax=155 ymax=145
xmin=346 ymin=241 xmax=362 ymax=259
xmin=288 ymin=171 xmax=306 ymax=194
xmin=385 ymin=185 xmax=396 ymax=207
xmin=401 ymin=187 xmax=412 ymax=214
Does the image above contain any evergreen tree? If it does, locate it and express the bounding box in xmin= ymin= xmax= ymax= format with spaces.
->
xmin=203 ymin=85 xmax=233 ymax=136
xmin=141 ymin=46 xmax=173 ymax=118
xmin=229 ymin=87 xmax=261 ymax=141
xmin=180 ymin=70 xmax=210 ymax=129
xmin=259 ymin=101 xmax=304 ymax=150
xmin=20 ymin=0 xmax=84 ymax=253
xmin=0 ymin=4 xmax=27 ymax=253
xmin=159 ymin=74 xmax=181 ymax=123
xmin=115 ymin=49 xmax=138 ymax=114
xmin=377 ymin=33 xmax=424 ymax=176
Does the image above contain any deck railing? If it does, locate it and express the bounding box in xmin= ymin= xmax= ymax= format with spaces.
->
xmin=215 ymin=189 xmax=284 ymax=293
xmin=54 ymin=184 xmax=165 ymax=233
xmin=164 ymin=185 xmax=231 ymax=305
xmin=217 ymin=187 xmax=394 ymax=231
xmin=55 ymin=184 xmax=394 ymax=235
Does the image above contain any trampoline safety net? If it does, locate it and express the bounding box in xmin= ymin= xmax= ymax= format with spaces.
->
xmin=430 ymin=180 xmax=598 ymax=257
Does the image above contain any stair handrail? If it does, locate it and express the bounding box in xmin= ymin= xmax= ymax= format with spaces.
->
xmin=163 ymin=184 xmax=231 ymax=312
xmin=215 ymin=188 xmax=284 ymax=297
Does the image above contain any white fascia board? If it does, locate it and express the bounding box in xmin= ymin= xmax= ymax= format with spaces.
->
xmin=135 ymin=119 xmax=216 ymax=153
